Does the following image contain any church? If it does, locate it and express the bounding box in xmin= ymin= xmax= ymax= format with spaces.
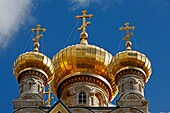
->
xmin=12 ymin=10 xmax=152 ymax=113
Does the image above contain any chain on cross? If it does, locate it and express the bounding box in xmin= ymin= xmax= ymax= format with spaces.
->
xmin=31 ymin=24 xmax=46 ymax=52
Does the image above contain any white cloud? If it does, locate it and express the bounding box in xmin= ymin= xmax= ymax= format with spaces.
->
xmin=67 ymin=0 xmax=122 ymax=11
xmin=68 ymin=0 xmax=90 ymax=11
xmin=0 ymin=0 xmax=35 ymax=48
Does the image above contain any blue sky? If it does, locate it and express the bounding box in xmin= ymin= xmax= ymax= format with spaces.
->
xmin=0 ymin=0 xmax=170 ymax=112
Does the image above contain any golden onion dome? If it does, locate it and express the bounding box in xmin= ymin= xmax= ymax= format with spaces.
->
xmin=110 ymin=22 xmax=152 ymax=84
xmin=52 ymin=44 xmax=117 ymax=99
xmin=13 ymin=51 xmax=54 ymax=84
xmin=13 ymin=24 xmax=54 ymax=85
xmin=52 ymin=44 xmax=112 ymax=76
xmin=51 ymin=10 xmax=117 ymax=101
xmin=110 ymin=49 xmax=152 ymax=83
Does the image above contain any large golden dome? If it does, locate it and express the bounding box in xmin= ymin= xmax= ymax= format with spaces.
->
xmin=52 ymin=44 xmax=117 ymax=100
xmin=13 ymin=24 xmax=54 ymax=85
xmin=52 ymin=44 xmax=112 ymax=76
xmin=51 ymin=10 xmax=117 ymax=101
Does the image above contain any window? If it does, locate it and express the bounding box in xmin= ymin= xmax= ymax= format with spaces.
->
xmin=139 ymin=84 xmax=142 ymax=92
xmin=29 ymin=82 xmax=32 ymax=90
xmin=78 ymin=92 xmax=86 ymax=104
xmin=122 ymin=84 xmax=124 ymax=92
xmin=130 ymin=82 xmax=133 ymax=90
xmin=20 ymin=84 xmax=23 ymax=93
xmin=38 ymin=84 xmax=40 ymax=92
xmin=91 ymin=97 xmax=94 ymax=106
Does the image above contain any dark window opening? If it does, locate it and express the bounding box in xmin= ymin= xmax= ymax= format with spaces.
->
xmin=78 ymin=92 xmax=86 ymax=104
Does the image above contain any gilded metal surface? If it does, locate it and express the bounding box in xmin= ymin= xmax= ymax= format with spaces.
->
xmin=75 ymin=10 xmax=93 ymax=33
xmin=119 ymin=22 xmax=135 ymax=41
xmin=75 ymin=10 xmax=93 ymax=45
xmin=44 ymin=85 xmax=53 ymax=107
xmin=119 ymin=22 xmax=135 ymax=50
xmin=13 ymin=51 xmax=54 ymax=84
xmin=112 ymin=22 xmax=152 ymax=83
xmin=50 ymin=102 xmax=70 ymax=113
xmin=31 ymin=24 xmax=46 ymax=52
xmin=52 ymin=44 xmax=117 ymax=100
xmin=109 ymin=50 xmax=152 ymax=83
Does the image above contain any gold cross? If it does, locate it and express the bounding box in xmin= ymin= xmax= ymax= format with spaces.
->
xmin=75 ymin=10 xmax=93 ymax=33
xmin=31 ymin=24 xmax=46 ymax=52
xmin=119 ymin=22 xmax=135 ymax=41
xmin=44 ymin=85 xmax=53 ymax=107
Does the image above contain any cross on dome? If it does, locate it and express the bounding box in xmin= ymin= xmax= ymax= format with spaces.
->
xmin=119 ymin=22 xmax=135 ymax=50
xmin=31 ymin=24 xmax=46 ymax=52
xmin=76 ymin=10 xmax=93 ymax=33
xmin=119 ymin=22 xmax=135 ymax=41
xmin=76 ymin=10 xmax=93 ymax=44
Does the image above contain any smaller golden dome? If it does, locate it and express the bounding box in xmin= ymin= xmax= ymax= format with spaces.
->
xmin=110 ymin=22 xmax=152 ymax=83
xmin=110 ymin=50 xmax=152 ymax=83
xmin=13 ymin=24 xmax=54 ymax=85
xmin=13 ymin=51 xmax=54 ymax=85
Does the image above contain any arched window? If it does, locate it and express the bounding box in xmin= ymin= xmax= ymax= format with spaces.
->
xmin=91 ymin=97 xmax=93 ymax=106
xmin=139 ymin=84 xmax=142 ymax=92
xmin=130 ymin=82 xmax=133 ymax=90
xmin=122 ymin=84 xmax=124 ymax=92
xmin=38 ymin=84 xmax=40 ymax=92
xmin=21 ymin=85 xmax=23 ymax=93
xmin=29 ymin=82 xmax=32 ymax=90
xmin=78 ymin=92 xmax=86 ymax=104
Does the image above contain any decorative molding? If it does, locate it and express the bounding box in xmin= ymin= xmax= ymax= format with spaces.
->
xmin=115 ymin=69 xmax=145 ymax=85
xmin=18 ymin=69 xmax=47 ymax=86
xmin=57 ymin=75 xmax=114 ymax=101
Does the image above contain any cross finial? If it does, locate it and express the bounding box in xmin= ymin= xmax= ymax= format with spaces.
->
xmin=75 ymin=10 xmax=93 ymax=44
xmin=44 ymin=85 xmax=53 ymax=107
xmin=31 ymin=24 xmax=46 ymax=52
xmin=119 ymin=22 xmax=135 ymax=50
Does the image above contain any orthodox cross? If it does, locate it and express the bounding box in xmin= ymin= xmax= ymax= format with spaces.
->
xmin=31 ymin=24 xmax=46 ymax=52
xmin=44 ymin=85 xmax=53 ymax=107
xmin=75 ymin=10 xmax=93 ymax=33
xmin=119 ymin=22 xmax=135 ymax=41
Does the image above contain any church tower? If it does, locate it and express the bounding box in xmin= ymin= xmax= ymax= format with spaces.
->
xmin=12 ymin=10 xmax=152 ymax=113
xmin=13 ymin=24 xmax=54 ymax=112
xmin=109 ymin=22 xmax=152 ymax=113
xmin=51 ymin=10 xmax=117 ymax=111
